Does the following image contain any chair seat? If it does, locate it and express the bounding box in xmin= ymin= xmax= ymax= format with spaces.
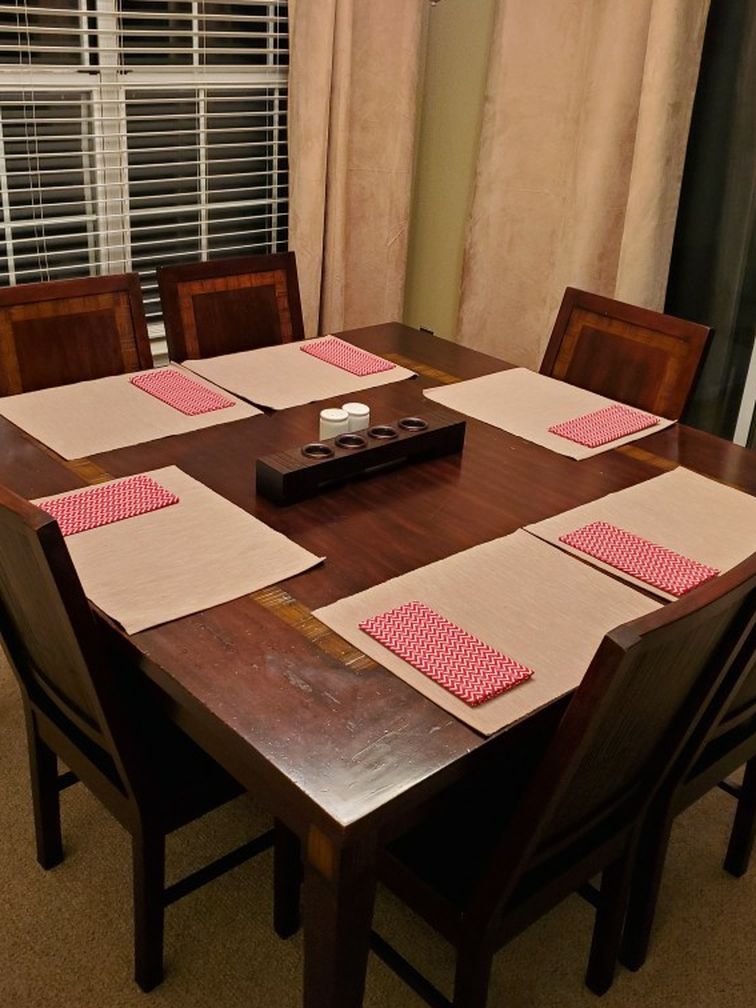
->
xmin=384 ymin=774 xmax=529 ymax=911
xmin=149 ymin=719 xmax=244 ymax=833
xmin=383 ymin=772 xmax=627 ymax=931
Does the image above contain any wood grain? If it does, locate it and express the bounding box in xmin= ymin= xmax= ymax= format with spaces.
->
xmin=0 ymin=322 xmax=753 ymax=1008
xmin=541 ymin=287 xmax=711 ymax=419
xmin=158 ymin=252 xmax=304 ymax=360
xmin=0 ymin=273 xmax=152 ymax=395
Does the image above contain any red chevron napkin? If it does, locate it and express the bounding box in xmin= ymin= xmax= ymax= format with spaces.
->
xmin=548 ymin=404 xmax=659 ymax=448
xmin=300 ymin=337 xmax=395 ymax=376
xmin=39 ymin=474 xmax=179 ymax=537
xmin=130 ymin=369 xmax=235 ymax=415
xmin=359 ymin=600 xmax=534 ymax=706
xmin=559 ymin=521 xmax=719 ymax=596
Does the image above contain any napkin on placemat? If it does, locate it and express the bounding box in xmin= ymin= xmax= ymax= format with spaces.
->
xmin=548 ymin=404 xmax=659 ymax=448
xmin=359 ymin=600 xmax=534 ymax=706
xmin=39 ymin=474 xmax=179 ymax=536
xmin=559 ymin=521 xmax=719 ymax=597
xmin=300 ymin=336 xmax=395 ymax=376
xmin=130 ymin=369 xmax=235 ymax=415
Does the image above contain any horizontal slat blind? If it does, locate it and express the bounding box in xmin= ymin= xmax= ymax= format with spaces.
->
xmin=0 ymin=1 xmax=288 ymax=352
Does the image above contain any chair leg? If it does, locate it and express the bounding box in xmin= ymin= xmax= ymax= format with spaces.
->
xmin=585 ymin=851 xmax=633 ymax=996
xmin=453 ymin=943 xmax=493 ymax=1008
xmin=619 ymin=809 xmax=674 ymax=973
xmin=132 ymin=828 xmax=166 ymax=992
xmin=724 ymin=758 xmax=756 ymax=878
xmin=273 ymin=819 xmax=302 ymax=938
xmin=26 ymin=716 xmax=63 ymax=869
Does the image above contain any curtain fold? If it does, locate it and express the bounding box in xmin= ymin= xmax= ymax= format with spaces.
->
xmin=456 ymin=0 xmax=710 ymax=368
xmin=288 ymin=1 xmax=425 ymax=338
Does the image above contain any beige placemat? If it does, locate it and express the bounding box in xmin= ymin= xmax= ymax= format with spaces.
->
xmin=313 ymin=530 xmax=659 ymax=735
xmin=525 ymin=467 xmax=756 ymax=600
xmin=181 ymin=336 xmax=416 ymax=409
xmin=423 ymin=368 xmax=674 ymax=459
xmin=34 ymin=466 xmax=323 ymax=634
xmin=0 ymin=365 xmax=260 ymax=459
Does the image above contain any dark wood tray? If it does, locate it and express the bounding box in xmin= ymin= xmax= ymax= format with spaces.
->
xmin=255 ymin=403 xmax=466 ymax=504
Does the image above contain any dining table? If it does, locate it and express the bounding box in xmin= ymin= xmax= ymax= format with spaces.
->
xmin=1 ymin=322 xmax=754 ymax=1008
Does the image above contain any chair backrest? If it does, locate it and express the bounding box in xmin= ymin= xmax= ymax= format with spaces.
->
xmin=706 ymin=645 xmax=756 ymax=740
xmin=540 ymin=287 xmax=711 ymax=418
xmin=0 ymin=484 xmax=143 ymax=803
xmin=158 ymin=251 xmax=304 ymax=361
xmin=675 ymin=606 xmax=756 ymax=789
xmin=0 ymin=273 xmax=152 ymax=395
xmin=466 ymin=554 xmax=756 ymax=929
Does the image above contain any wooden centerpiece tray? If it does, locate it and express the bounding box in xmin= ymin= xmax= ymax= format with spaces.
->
xmin=256 ymin=403 xmax=465 ymax=504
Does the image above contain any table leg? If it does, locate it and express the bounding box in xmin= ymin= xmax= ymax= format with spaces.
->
xmin=302 ymin=826 xmax=377 ymax=1008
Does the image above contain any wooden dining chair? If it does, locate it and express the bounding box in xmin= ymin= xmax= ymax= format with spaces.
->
xmin=369 ymin=557 xmax=756 ymax=1008
xmin=157 ymin=251 xmax=304 ymax=361
xmin=620 ymin=590 xmax=756 ymax=972
xmin=540 ymin=287 xmax=711 ymax=418
xmin=0 ymin=273 xmax=153 ymax=396
xmin=0 ymin=483 xmax=275 ymax=992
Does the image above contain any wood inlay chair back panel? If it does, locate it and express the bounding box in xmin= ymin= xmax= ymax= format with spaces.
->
xmin=375 ymin=558 xmax=756 ymax=1007
xmin=540 ymin=288 xmax=711 ymax=418
xmin=158 ymin=252 xmax=304 ymax=361
xmin=0 ymin=273 xmax=152 ymax=396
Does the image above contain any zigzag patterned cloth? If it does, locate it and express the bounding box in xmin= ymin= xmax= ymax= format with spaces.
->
xmin=39 ymin=474 xmax=179 ymax=537
xmin=548 ymin=403 xmax=659 ymax=448
xmin=359 ymin=600 xmax=534 ymax=706
xmin=130 ymin=369 xmax=235 ymax=415
xmin=300 ymin=337 xmax=396 ymax=376
xmin=559 ymin=521 xmax=719 ymax=596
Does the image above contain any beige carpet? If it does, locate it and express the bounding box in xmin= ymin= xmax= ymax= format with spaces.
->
xmin=1 ymin=655 xmax=754 ymax=1008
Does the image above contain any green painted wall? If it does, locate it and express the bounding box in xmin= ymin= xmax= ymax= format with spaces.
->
xmin=403 ymin=0 xmax=496 ymax=341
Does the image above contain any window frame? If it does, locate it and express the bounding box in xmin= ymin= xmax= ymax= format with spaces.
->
xmin=0 ymin=1 xmax=289 ymax=355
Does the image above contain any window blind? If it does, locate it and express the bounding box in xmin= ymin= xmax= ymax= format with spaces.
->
xmin=0 ymin=1 xmax=289 ymax=350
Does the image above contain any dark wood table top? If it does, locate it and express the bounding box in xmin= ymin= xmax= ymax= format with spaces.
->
xmin=1 ymin=322 xmax=754 ymax=841
xmin=2 ymin=324 xmax=754 ymax=1007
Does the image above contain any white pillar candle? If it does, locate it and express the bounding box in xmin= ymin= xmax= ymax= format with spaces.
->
xmin=319 ymin=407 xmax=350 ymax=440
xmin=341 ymin=402 xmax=370 ymax=432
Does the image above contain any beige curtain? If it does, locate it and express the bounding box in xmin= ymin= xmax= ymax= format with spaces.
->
xmin=288 ymin=1 xmax=425 ymax=338
xmin=456 ymin=0 xmax=710 ymax=368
